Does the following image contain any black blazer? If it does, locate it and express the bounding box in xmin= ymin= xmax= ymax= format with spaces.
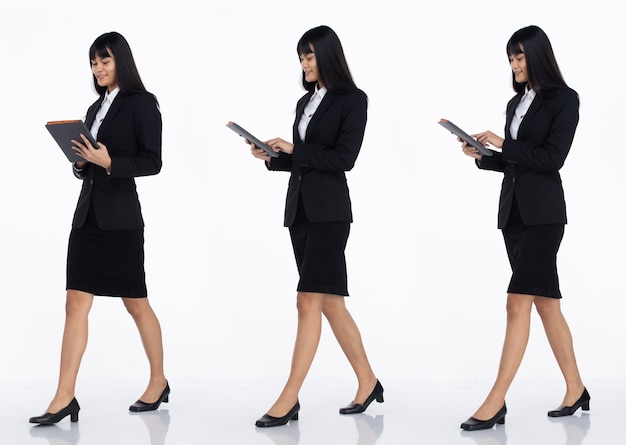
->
xmin=268 ymin=88 xmax=367 ymax=227
xmin=72 ymin=91 xmax=162 ymax=230
xmin=478 ymin=87 xmax=579 ymax=228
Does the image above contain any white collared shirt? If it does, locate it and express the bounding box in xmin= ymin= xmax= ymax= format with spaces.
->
xmin=90 ymin=87 xmax=120 ymax=139
xmin=510 ymin=87 xmax=536 ymax=140
xmin=298 ymin=86 xmax=327 ymax=141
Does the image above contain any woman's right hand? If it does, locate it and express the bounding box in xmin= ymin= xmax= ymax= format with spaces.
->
xmin=473 ymin=130 xmax=504 ymax=149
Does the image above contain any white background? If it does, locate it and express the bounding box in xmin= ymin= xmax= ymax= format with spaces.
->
xmin=0 ymin=0 xmax=623 ymax=393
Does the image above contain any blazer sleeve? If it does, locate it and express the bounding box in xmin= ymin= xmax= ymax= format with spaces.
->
xmin=501 ymin=88 xmax=579 ymax=171
xmin=291 ymin=90 xmax=367 ymax=172
xmin=72 ymin=164 xmax=90 ymax=179
xmin=109 ymin=94 xmax=162 ymax=178
xmin=267 ymin=152 xmax=293 ymax=172
xmin=477 ymin=149 xmax=506 ymax=172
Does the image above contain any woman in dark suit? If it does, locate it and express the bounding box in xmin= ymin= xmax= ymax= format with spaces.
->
xmin=459 ymin=25 xmax=588 ymax=431
xmin=249 ymin=25 xmax=382 ymax=428
xmin=30 ymin=32 xmax=168 ymax=424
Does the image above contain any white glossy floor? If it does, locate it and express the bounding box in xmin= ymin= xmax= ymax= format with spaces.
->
xmin=3 ymin=377 xmax=622 ymax=445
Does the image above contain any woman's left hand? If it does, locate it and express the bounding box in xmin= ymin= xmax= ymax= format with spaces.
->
xmin=267 ymin=138 xmax=294 ymax=155
xmin=71 ymin=134 xmax=112 ymax=171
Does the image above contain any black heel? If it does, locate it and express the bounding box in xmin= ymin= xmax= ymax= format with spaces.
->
xmin=548 ymin=387 xmax=590 ymax=417
xmin=129 ymin=381 xmax=170 ymax=412
xmin=581 ymin=401 xmax=590 ymax=411
xmin=460 ymin=403 xmax=507 ymax=431
xmin=255 ymin=400 xmax=300 ymax=427
xmin=29 ymin=398 xmax=80 ymax=425
xmin=339 ymin=380 xmax=384 ymax=414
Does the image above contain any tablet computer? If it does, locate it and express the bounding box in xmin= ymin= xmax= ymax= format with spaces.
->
xmin=226 ymin=121 xmax=279 ymax=158
xmin=438 ymin=119 xmax=492 ymax=156
xmin=46 ymin=120 xmax=99 ymax=163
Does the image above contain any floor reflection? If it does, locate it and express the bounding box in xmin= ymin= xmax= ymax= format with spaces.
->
xmin=29 ymin=422 xmax=80 ymax=445
xmin=255 ymin=421 xmax=301 ymax=445
xmin=255 ymin=413 xmax=384 ymax=445
xmin=460 ymin=426 xmax=508 ymax=445
xmin=130 ymin=409 xmax=170 ymax=445
xmin=350 ymin=413 xmax=384 ymax=445
xmin=548 ymin=413 xmax=591 ymax=445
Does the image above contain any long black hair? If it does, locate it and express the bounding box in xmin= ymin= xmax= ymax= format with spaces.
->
xmin=506 ymin=25 xmax=568 ymax=94
xmin=297 ymin=26 xmax=357 ymax=94
xmin=89 ymin=32 xmax=147 ymax=95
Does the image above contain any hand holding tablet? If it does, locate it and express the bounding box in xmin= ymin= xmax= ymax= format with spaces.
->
xmin=226 ymin=121 xmax=279 ymax=158
xmin=46 ymin=120 xmax=100 ymax=162
xmin=438 ymin=119 xmax=493 ymax=156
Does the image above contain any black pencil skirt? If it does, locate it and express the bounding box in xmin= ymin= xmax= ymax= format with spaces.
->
xmin=502 ymin=222 xmax=564 ymax=299
xmin=289 ymin=219 xmax=351 ymax=297
xmin=66 ymin=209 xmax=147 ymax=298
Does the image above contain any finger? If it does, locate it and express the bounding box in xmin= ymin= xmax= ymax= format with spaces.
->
xmin=79 ymin=133 xmax=93 ymax=148
xmin=71 ymin=139 xmax=86 ymax=149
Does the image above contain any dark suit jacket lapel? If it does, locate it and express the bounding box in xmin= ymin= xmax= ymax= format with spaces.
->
xmin=505 ymin=93 xmax=523 ymax=138
xmin=97 ymin=93 xmax=125 ymax=138
xmin=516 ymin=93 xmax=543 ymax=138
xmin=293 ymin=93 xmax=311 ymax=144
xmin=304 ymin=93 xmax=334 ymax=142
xmin=84 ymin=98 xmax=102 ymax=129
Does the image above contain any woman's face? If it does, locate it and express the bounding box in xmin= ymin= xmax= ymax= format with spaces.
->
xmin=300 ymin=45 xmax=322 ymax=87
xmin=91 ymin=50 xmax=118 ymax=92
xmin=509 ymin=48 xmax=528 ymax=85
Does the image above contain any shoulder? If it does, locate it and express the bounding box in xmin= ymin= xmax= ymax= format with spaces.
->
xmin=506 ymin=92 xmax=523 ymax=113
xmin=296 ymin=91 xmax=313 ymax=109
xmin=542 ymin=86 xmax=579 ymax=105
xmin=541 ymin=87 xmax=579 ymax=117
xmin=120 ymin=91 xmax=159 ymax=108
xmin=86 ymin=96 xmax=103 ymax=115
xmin=329 ymin=88 xmax=368 ymax=109
xmin=335 ymin=88 xmax=367 ymax=101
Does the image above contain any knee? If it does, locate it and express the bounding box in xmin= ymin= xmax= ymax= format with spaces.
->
xmin=321 ymin=298 xmax=345 ymax=320
xmin=123 ymin=298 xmax=149 ymax=318
xmin=65 ymin=290 xmax=92 ymax=316
xmin=534 ymin=298 xmax=561 ymax=320
xmin=296 ymin=293 xmax=323 ymax=316
xmin=505 ymin=294 xmax=533 ymax=318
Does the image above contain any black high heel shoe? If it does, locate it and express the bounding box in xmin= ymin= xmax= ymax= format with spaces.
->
xmin=339 ymin=380 xmax=384 ymax=414
xmin=129 ymin=382 xmax=170 ymax=412
xmin=548 ymin=387 xmax=590 ymax=417
xmin=255 ymin=400 xmax=300 ymax=428
xmin=460 ymin=403 xmax=507 ymax=431
xmin=29 ymin=398 xmax=80 ymax=424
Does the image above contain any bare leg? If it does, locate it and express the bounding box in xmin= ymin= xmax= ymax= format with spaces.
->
xmin=472 ymin=293 xmax=534 ymax=420
xmin=123 ymin=297 xmax=167 ymax=402
xmin=534 ymin=297 xmax=585 ymax=406
xmin=266 ymin=292 xmax=324 ymax=417
xmin=322 ymin=295 xmax=377 ymax=403
xmin=47 ymin=290 xmax=94 ymax=413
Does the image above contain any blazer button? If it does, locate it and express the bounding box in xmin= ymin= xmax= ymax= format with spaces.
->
xmin=298 ymin=175 xmax=302 ymax=181
xmin=512 ymin=178 xmax=516 ymax=183
xmin=90 ymin=180 xmax=94 ymax=185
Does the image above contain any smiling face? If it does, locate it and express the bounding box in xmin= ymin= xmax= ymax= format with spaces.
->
xmin=509 ymin=47 xmax=529 ymax=86
xmin=300 ymin=45 xmax=323 ymax=88
xmin=91 ymin=50 xmax=118 ymax=92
